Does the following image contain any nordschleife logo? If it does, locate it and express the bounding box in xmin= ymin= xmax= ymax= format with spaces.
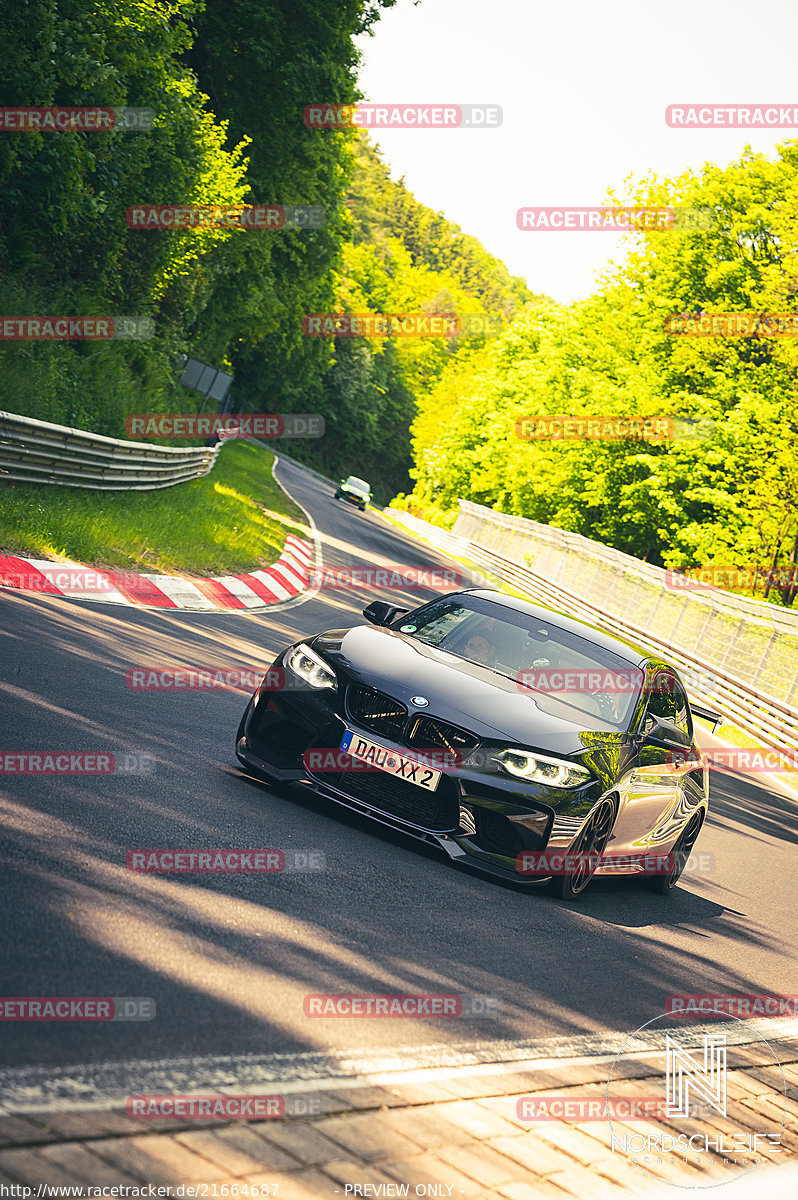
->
xmin=606 ymin=1012 xmax=787 ymax=1188
xmin=666 ymin=1032 xmax=727 ymax=1119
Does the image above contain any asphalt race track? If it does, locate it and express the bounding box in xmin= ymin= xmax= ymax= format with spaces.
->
xmin=2 ymin=453 xmax=797 ymax=1101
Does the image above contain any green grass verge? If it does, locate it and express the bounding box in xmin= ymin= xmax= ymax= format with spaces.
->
xmin=0 ymin=440 xmax=309 ymax=576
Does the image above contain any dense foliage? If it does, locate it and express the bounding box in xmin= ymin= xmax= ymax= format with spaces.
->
xmin=311 ymin=138 xmax=539 ymax=496
xmin=0 ymin=0 xmax=532 ymax=503
xmin=0 ymin=0 xmax=395 ymax=448
xmin=400 ymin=144 xmax=798 ymax=604
xmin=3 ymin=2 xmax=797 ymax=602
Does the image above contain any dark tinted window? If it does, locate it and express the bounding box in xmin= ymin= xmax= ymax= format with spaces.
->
xmin=397 ymin=594 xmax=643 ymax=728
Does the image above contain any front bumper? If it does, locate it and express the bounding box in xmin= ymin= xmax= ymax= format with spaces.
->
xmin=236 ymin=733 xmax=551 ymax=887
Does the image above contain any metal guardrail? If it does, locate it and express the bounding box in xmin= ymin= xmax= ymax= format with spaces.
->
xmin=0 ymin=410 xmax=220 ymax=490
xmin=386 ymin=506 xmax=798 ymax=756
xmin=271 ymin=449 xmax=385 ymax=510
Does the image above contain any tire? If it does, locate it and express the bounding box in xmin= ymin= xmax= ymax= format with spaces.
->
xmin=334 ymin=491 xmax=343 ymax=499
xmin=549 ymin=798 xmax=616 ymax=901
xmin=359 ymin=503 xmax=366 ymax=511
xmin=645 ymin=812 xmax=703 ymax=894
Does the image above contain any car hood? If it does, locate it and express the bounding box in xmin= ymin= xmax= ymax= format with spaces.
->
xmin=342 ymin=483 xmax=368 ymax=497
xmin=311 ymin=624 xmax=623 ymax=756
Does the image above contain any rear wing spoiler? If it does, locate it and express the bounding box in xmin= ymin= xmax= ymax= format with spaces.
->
xmin=690 ymin=703 xmax=723 ymax=732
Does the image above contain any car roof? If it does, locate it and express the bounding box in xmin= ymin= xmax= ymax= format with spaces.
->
xmin=452 ymin=588 xmax=653 ymax=668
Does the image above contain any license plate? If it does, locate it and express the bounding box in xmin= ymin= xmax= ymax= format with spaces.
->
xmin=339 ymin=731 xmax=440 ymax=791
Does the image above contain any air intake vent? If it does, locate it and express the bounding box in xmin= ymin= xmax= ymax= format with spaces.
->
xmin=308 ymin=759 xmax=460 ymax=832
xmin=346 ymin=685 xmax=408 ymax=741
xmin=405 ymin=716 xmax=479 ymax=754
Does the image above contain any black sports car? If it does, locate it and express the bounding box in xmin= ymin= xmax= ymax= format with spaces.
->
xmin=235 ymin=589 xmax=719 ymax=899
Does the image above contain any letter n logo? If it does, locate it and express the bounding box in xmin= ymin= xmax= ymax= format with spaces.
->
xmin=666 ymin=1033 xmax=727 ymax=1117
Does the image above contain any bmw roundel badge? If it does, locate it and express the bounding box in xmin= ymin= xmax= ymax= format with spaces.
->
xmin=411 ymin=696 xmax=429 ymax=707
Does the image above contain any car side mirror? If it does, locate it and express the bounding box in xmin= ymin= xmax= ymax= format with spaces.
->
xmin=362 ymin=601 xmax=410 ymax=627
xmin=641 ymin=716 xmax=691 ymax=750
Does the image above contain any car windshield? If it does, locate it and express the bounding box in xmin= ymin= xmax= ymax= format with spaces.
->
xmin=398 ymin=594 xmax=643 ymax=728
xmin=345 ymin=476 xmax=369 ymax=491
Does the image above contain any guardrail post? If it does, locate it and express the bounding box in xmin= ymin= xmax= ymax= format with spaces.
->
xmin=618 ymin=577 xmax=647 ymax=622
xmin=691 ymin=606 xmax=714 ymax=654
xmin=749 ymin=630 xmax=778 ymax=690
xmin=667 ymin=595 xmax=692 ymax=644
xmin=581 ymin=560 xmax=605 ymax=597
xmin=643 ymin=585 xmax=668 ymax=630
xmin=718 ymin=620 xmax=750 ymax=674
xmin=787 ymin=671 xmax=798 ymax=706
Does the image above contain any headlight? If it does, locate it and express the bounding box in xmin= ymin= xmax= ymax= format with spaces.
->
xmin=285 ymin=643 xmax=337 ymax=691
xmin=497 ymin=749 xmax=591 ymax=788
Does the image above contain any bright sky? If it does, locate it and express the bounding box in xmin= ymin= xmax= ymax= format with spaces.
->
xmin=355 ymin=0 xmax=798 ymax=304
